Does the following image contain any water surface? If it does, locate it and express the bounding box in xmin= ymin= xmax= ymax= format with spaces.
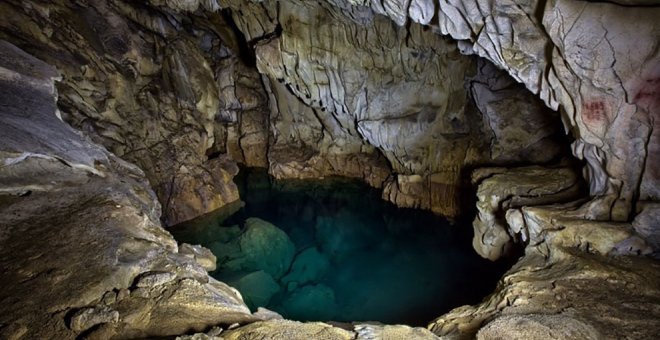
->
xmin=170 ymin=168 xmax=508 ymax=325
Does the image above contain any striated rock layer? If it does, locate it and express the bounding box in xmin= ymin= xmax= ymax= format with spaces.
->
xmin=0 ymin=0 xmax=659 ymax=339
xmin=0 ymin=40 xmax=257 ymax=339
xmin=0 ymin=37 xmax=443 ymax=340
xmin=218 ymin=0 xmax=567 ymax=217
xmin=0 ymin=0 xmax=255 ymax=225
xmin=313 ymin=0 xmax=660 ymax=222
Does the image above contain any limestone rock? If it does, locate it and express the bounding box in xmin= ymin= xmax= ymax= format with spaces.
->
xmin=0 ymin=41 xmax=254 ymax=339
xmin=253 ymin=307 xmax=284 ymax=321
xmin=254 ymin=0 xmax=476 ymax=181
xmin=135 ymin=271 xmax=177 ymax=288
xmin=2 ymin=1 xmax=660 ymax=339
xmin=221 ymin=319 xmax=355 ymax=340
xmin=355 ymin=323 xmax=440 ymax=340
xmin=180 ymin=243 xmax=218 ymax=272
xmin=0 ymin=39 xmax=109 ymax=188
xmin=382 ymin=171 xmax=463 ymax=217
xmin=317 ymin=0 xmax=660 ymax=222
xmin=429 ymin=203 xmax=660 ymax=339
xmin=633 ymin=203 xmax=660 ymax=255
xmin=476 ymin=314 xmax=600 ymax=340
xmin=469 ymin=58 xmax=563 ymax=164
xmin=69 ymin=306 xmax=119 ymax=333
xmin=233 ymin=0 xmax=568 ymax=218
xmin=471 ymin=166 xmax=584 ymax=260
xmin=176 ymin=326 xmax=224 ymax=340
xmin=0 ymin=0 xmax=251 ymax=225
xmin=214 ymin=57 xmax=270 ymax=168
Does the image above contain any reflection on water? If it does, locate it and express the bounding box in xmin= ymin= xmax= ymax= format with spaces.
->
xmin=170 ymin=168 xmax=508 ymax=325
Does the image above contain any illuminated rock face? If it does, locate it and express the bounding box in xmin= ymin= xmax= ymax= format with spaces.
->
xmin=1 ymin=0 xmax=659 ymax=339
xmin=223 ymin=0 xmax=659 ymax=221
xmin=0 ymin=0 xmax=569 ymax=222
xmin=0 ymin=0 xmax=250 ymax=226
xmin=0 ymin=41 xmax=256 ymax=339
xmin=223 ymin=0 xmax=566 ymax=217
xmin=321 ymin=0 xmax=660 ymax=222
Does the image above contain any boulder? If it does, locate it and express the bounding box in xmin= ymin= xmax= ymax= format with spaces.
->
xmin=229 ymin=271 xmax=281 ymax=308
xmin=281 ymin=247 xmax=330 ymax=288
xmin=220 ymin=218 xmax=295 ymax=280
xmin=277 ymin=284 xmax=338 ymax=321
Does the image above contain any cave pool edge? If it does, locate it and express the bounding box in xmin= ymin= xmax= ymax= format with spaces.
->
xmin=168 ymin=167 xmax=512 ymax=326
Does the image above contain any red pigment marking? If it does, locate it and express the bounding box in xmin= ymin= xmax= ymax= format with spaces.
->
xmin=582 ymin=100 xmax=606 ymax=123
xmin=633 ymin=77 xmax=660 ymax=110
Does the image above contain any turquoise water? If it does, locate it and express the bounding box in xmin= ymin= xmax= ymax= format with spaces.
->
xmin=170 ymin=169 xmax=508 ymax=325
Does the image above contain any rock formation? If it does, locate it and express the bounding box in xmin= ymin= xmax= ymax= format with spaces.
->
xmin=325 ymin=0 xmax=660 ymax=223
xmin=0 ymin=0 xmax=250 ymax=226
xmin=0 ymin=0 xmax=659 ymax=339
xmin=0 ymin=40 xmax=257 ymax=339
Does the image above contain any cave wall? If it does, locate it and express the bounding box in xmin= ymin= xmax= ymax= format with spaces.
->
xmin=0 ymin=40 xmax=259 ymax=339
xmin=0 ymin=0 xmax=261 ymax=225
xmin=0 ymin=0 xmax=569 ymax=223
xmin=1 ymin=0 xmax=659 ymax=338
xmin=3 ymin=0 xmax=656 ymax=225
xmin=316 ymin=0 xmax=660 ymax=221
xmin=217 ymin=0 xmax=567 ymax=216
xmin=188 ymin=0 xmax=659 ymax=224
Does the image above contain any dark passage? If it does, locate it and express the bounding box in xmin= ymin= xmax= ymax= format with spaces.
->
xmin=170 ymin=168 xmax=509 ymax=326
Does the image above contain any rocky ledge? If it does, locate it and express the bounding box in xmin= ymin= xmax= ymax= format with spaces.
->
xmin=431 ymin=167 xmax=660 ymax=339
xmin=1 ymin=0 xmax=659 ymax=338
xmin=2 ymin=39 xmax=659 ymax=339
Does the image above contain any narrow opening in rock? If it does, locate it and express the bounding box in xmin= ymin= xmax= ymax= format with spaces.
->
xmin=170 ymin=168 xmax=512 ymax=326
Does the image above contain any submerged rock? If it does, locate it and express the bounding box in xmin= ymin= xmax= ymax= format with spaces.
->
xmin=281 ymin=247 xmax=330 ymax=288
xmin=229 ymin=271 xmax=281 ymax=308
xmin=277 ymin=284 xmax=338 ymax=321
xmin=219 ymin=218 xmax=295 ymax=280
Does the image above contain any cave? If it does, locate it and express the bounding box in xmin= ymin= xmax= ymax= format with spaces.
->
xmin=0 ymin=0 xmax=658 ymax=339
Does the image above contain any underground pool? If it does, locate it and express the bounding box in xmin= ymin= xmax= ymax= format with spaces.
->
xmin=169 ymin=168 xmax=510 ymax=326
